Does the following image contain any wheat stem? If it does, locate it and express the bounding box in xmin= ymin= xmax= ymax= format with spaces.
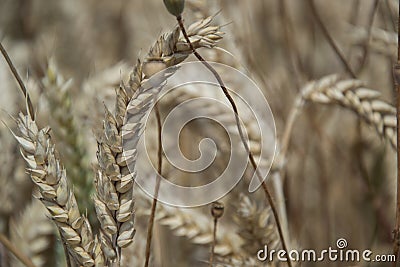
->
xmin=355 ymin=0 xmax=379 ymax=73
xmin=176 ymin=15 xmax=293 ymax=267
xmin=392 ymin=2 xmax=400 ymax=265
xmin=209 ymin=217 xmax=217 ymax=267
xmin=308 ymin=0 xmax=356 ymax=79
xmin=0 ymin=41 xmax=35 ymax=120
xmin=144 ymin=104 xmax=163 ymax=267
xmin=0 ymin=233 xmax=36 ymax=267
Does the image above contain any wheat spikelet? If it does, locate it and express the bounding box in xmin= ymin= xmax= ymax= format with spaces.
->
xmin=94 ymin=16 xmax=224 ymax=262
xmin=301 ymin=75 xmax=396 ymax=148
xmin=11 ymin=111 xmax=97 ymax=266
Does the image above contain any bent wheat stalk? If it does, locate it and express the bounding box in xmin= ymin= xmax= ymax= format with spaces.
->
xmin=143 ymin=105 xmax=163 ymax=267
xmin=0 ymin=233 xmax=35 ymax=267
xmin=175 ymin=15 xmax=293 ymax=267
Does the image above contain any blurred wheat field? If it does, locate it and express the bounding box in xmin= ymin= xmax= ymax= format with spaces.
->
xmin=0 ymin=0 xmax=398 ymax=266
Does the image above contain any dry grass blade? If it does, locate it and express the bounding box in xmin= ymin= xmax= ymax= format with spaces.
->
xmin=302 ymin=75 xmax=396 ymax=148
xmin=11 ymin=111 xmax=97 ymax=266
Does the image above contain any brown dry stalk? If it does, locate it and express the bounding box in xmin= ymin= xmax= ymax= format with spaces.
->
xmin=355 ymin=0 xmax=379 ymax=73
xmin=176 ymin=15 xmax=293 ymax=267
xmin=0 ymin=41 xmax=35 ymax=120
xmin=144 ymin=105 xmax=163 ymax=267
xmin=308 ymin=0 xmax=356 ymax=79
xmin=210 ymin=202 xmax=224 ymax=267
xmin=392 ymin=2 xmax=400 ymax=265
xmin=0 ymin=233 xmax=36 ymax=267
xmin=210 ymin=217 xmax=218 ymax=266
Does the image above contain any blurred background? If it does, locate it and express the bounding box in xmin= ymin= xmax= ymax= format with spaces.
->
xmin=0 ymin=0 xmax=398 ymax=266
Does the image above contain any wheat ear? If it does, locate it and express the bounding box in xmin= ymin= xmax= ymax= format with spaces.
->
xmin=302 ymin=75 xmax=396 ymax=148
xmin=11 ymin=111 xmax=96 ymax=266
xmin=94 ymin=16 xmax=223 ymax=264
xmin=41 ymin=59 xmax=95 ymax=225
xmin=0 ymin=38 xmax=99 ymax=267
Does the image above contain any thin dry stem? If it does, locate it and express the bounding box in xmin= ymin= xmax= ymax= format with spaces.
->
xmin=0 ymin=233 xmax=36 ymax=267
xmin=176 ymin=15 xmax=293 ymax=267
xmin=392 ymin=1 xmax=400 ymax=265
xmin=308 ymin=0 xmax=356 ymax=79
xmin=355 ymin=0 xmax=379 ymax=74
xmin=144 ymin=105 xmax=163 ymax=267
xmin=209 ymin=218 xmax=217 ymax=267
xmin=0 ymin=41 xmax=35 ymax=120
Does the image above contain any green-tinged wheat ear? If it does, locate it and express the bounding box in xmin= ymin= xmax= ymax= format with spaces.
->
xmin=41 ymin=58 xmax=96 ymax=228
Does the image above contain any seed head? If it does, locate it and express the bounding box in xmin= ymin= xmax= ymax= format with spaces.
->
xmin=211 ymin=201 xmax=224 ymax=219
xmin=163 ymin=0 xmax=185 ymax=17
